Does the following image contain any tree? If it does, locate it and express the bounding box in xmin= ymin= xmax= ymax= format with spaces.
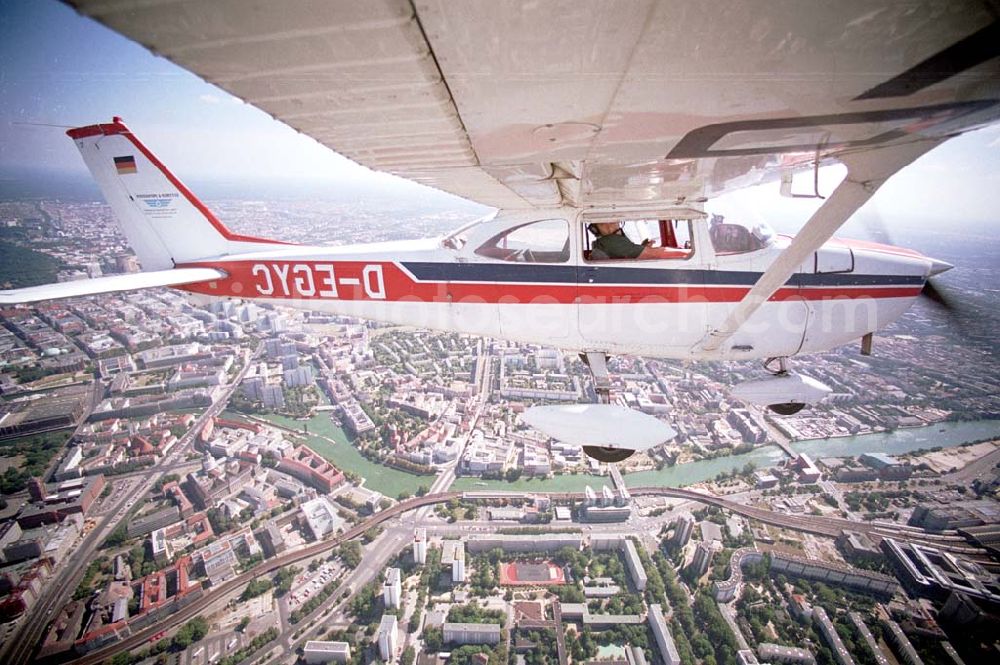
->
xmin=274 ymin=565 xmax=300 ymax=596
xmin=401 ymin=646 xmax=415 ymax=665
xmin=423 ymin=627 xmax=443 ymax=652
xmin=339 ymin=541 xmax=362 ymax=568
xmin=109 ymin=653 xmax=131 ymax=665
xmin=188 ymin=616 xmax=209 ymax=641
xmin=240 ymin=578 xmax=273 ymax=601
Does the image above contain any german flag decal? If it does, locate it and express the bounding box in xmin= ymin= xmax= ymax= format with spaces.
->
xmin=114 ymin=155 xmax=137 ymax=175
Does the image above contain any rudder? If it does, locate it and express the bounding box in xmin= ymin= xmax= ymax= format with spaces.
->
xmin=68 ymin=117 xmax=285 ymax=271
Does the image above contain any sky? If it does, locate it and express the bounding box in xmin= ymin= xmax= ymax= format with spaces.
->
xmin=0 ymin=0 xmax=434 ymax=198
xmin=1 ymin=0 xmax=999 ymax=232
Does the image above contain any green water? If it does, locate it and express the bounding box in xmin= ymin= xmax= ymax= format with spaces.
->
xmin=455 ymin=419 xmax=1000 ymax=492
xmin=247 ymin=411 xmax=431 ymax=496
xmin=224 ymin=408 xmax=1000 ymax=494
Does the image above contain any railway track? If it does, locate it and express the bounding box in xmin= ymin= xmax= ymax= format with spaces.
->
xmin=44 ymin=485 xmax=991 ymax=664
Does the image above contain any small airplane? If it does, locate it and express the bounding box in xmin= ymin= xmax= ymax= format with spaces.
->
xmin=6 ymin=1 xmax=999 ymax=463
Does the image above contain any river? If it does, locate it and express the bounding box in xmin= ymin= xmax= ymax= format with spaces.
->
xmin=451 ymin=419 xmax=1000 ymax=492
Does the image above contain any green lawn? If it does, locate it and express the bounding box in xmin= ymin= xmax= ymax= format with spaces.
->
xmin=451 ymin=472 xmax=608 ymax=493
xmin=251 ymin=412 xmax=430 ymax=496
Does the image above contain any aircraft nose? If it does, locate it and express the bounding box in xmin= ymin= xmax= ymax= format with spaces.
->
xmin=927 ymin=257 xmax=953 ymax=277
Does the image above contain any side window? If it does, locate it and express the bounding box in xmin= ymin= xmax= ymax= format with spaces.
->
xmin=475 ymin=219 xmax=570 ymax=263
xmin=584 ymin=219 xmax=694 ymax=261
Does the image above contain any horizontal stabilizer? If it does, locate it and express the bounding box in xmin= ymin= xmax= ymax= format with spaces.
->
xmin=0 ymin=268 xmax=226 ymax=305
xmin=523 ymin=404 xmax=676 ymax=451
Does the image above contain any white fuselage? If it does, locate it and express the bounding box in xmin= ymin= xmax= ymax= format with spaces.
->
xmin=180 ymin=208 xmax=933 ymax=361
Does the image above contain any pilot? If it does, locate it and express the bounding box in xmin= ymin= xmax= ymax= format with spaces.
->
xmin=590 ymin=222 xmax=685 ymax=260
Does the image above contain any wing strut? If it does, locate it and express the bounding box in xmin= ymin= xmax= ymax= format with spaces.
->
xmin=695 ymin=138 xmax=943 ymax=355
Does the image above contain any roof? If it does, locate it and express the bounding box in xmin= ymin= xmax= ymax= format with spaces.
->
xmin=304 ymin=641 xmax=350 ymax=654
xmin=444 ymin=622 xmax=501 ymax=634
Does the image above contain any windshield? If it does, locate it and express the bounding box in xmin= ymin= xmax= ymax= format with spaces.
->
xmin=475 ymin=219 xmax=570 ymax=263
xmin=441 ymin=212 xmax=497 ymax=250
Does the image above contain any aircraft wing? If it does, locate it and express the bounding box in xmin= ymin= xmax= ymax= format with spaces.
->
xmin=66 ymin=0 xmax=1000 ymax=210
xmin=0 ymin=267 xmax=226 ymax=305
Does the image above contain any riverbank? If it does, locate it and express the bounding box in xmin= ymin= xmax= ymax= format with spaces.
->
xmin=220 ymin=410 xmax=1000 ymax=494
xmin=225 ymin=410 xmax=430 ymax=496
xmin=457 ymin=419 xmax=1000 ymax=492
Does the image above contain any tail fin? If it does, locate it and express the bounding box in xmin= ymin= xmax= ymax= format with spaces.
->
xmin=67 ymin=118 xmax=288 ymax=271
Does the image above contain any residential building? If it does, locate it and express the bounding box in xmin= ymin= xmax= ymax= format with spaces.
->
xmin=770 ymin=551 xmax=898 ymax=596
xmin=383 ymin=568 xmax=402 ymax=609
xmin=465 ymin=534 xmax=582 ymax=553
xmin=623 ymin=540 xmax=647 ymax=592
xmin=757 ymin=643 xmax=816 ymax=665
xmin=262 ymin=384 xmax=284 ymax=410
xmin=812 ymin=607 xmax=856 ymax=665
xmin=648 ymin=603 xmax=680 ymax=665
xmin=442 ymin=540 xmax=466 ymax=582
xmin=848 ymin=613 xmax=889 ymax=665
xmin=882 ymin=618 xmax=925 ymax=665
xmin=689 ymin=542 xmax=714 ymax=578
xmin=413 ymin=528 xmax=427 ymax=564
xmin=303 ymin=641 xmax=350 ymax=664
xmin=377 ymin=615 xmax=397 ymax=661
xmin=443 ymin=622 xmax=502 ymax=645
xmin=672 ymin=516 xmax=694 ymax=547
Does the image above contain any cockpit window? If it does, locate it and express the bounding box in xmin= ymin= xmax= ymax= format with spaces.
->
xmin=584 ymin=219 xmax=694 ymax=261
xmin=708 ymin=216 xmax=775 ymax=254
xmin=441 ymin=213 xmax=497 ymax=250
xmin=475 ymin=219 xmax=570 ymax=263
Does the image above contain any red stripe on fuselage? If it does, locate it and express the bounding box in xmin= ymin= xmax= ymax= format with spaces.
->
xmin=177 ymin=259 xmax=922 ymax=304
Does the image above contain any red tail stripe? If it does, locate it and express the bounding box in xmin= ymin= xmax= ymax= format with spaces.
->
xmin=67 ymin=119 xmax=292 ymax=247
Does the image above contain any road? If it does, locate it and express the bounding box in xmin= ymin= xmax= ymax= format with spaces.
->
xmin=626 ymin=486 xmax=989 ymax=560
xmin=23 ymin=473 xmax=994 ymax=664
xmin=21 ymin=422 xmax=982 ymax=665
xmin=64 ymin=492 xmax=460 ymax=665
xmin=2 ymin=346 xmax=260 ymax=665
xmin=263 ymin=527 xmax=411 ymax=665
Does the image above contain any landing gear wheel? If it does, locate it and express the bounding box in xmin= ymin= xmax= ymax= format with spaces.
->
xmin=583 ymin=446 xmax=634 ymax=463
xmin=768 ymin=402 xmax=806 ymax=415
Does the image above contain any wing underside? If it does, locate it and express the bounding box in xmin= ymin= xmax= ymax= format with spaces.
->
xmin=0 ymin=267 xmax=226 ymax=305
xmin=67 ymin=0 xmax=1000 ymax=209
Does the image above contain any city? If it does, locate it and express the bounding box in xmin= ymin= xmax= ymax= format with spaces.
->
xmin=1 ymin=199 xmax=999 ymax=665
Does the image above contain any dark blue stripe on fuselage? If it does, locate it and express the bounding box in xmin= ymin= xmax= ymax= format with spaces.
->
xmin=401 ymin=262 xmax=924 ymax=287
